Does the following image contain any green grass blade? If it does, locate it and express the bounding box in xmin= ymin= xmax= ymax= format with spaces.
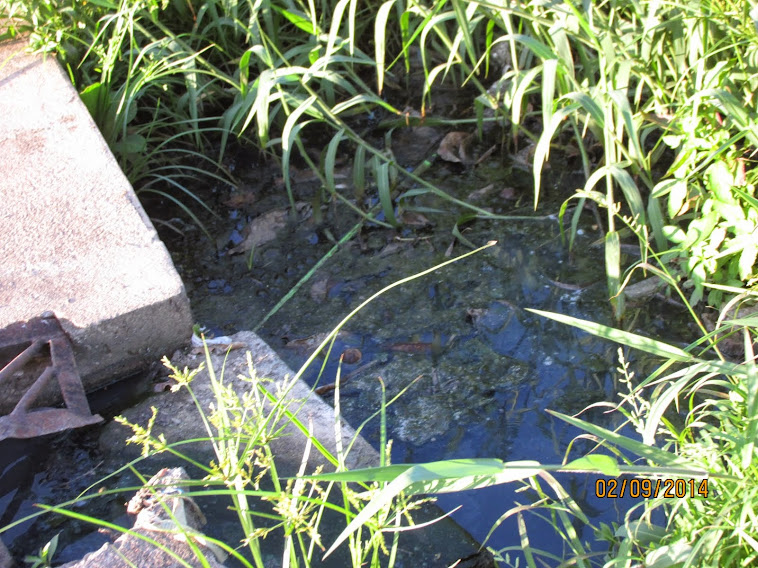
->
xmin=325 ymin=128 xmax=345 ymax=196
xmin=375 ymin=160 xmax=398 ymax=226
xmin=547 ymin=411 xmax=701 ymax=469
xmin=534 ymin=104 xmax=579 ymax=206
xmin=375 ymin=0 xmax=397 ymax=95
xmin=318 ymin=459 xmax=542 ymax=558
xmin=527 ymin=308 xmax=690 ymax=360
xmin=526 ymin=309 xmax=742 ymax=375
xmin=605 ymin=229 xmax=623 ymax=318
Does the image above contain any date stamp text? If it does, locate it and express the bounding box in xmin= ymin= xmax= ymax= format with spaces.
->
xmin=595 ymin=478 xmax=709 ymax=499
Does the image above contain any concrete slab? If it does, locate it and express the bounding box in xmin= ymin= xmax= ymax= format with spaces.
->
xmin=0 ymin=38 xmax=193 ymax=413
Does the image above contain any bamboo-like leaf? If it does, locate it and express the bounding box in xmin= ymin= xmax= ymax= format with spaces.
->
xmin=528 ymin=308 xmax=690 ymax=360
xmin=583 ymin=165 xmax=645 ymax=225
xmin=527 ymin=309 xmax=742 ymax=376
xmin=511 ymin=66 xmax=542 ymax=128
xmin=610 ymin=89 xmax=644 ymax=168
xmin=534 ymin=104 xmax=579 ymax=205
xmin=642 ymin=372 xmax=699 ymax=446
xmin=550 ymin=23 xmax=574 ymax=79
xmin=565 ymin=91 xmax=605 ymax=127
xmin=451 ymin=0 xmax=477 ymax=69
xmin=352 ymin=144 xmax=366 ymax=203
xmin=325 ymin=0 xmax=351 ymax=59
xmin=563 ymin=454 xmax=620 ymax=476
xmin=541 ymin=58 xmax=558 ymax=130
xmin=275 ymin=7 xmax=316 ymax=35
xmin=324 ymin=129 xmax=345 ymax=196
xmin=605 ymin=229 xmax=623 ymax=317
xmin=548 ymin=410 xmax=698 ymax=469
xmin=282 ymin=96 xmax=318 ymax=208
xmin=375 ymin=160 xmax=398 ymax=226
xmin=375 ymin=0 xmax=397 ymax=95
xmin=318 ymin=459 xmax=542 ymax=557
xmin=647 ymin=195 xmax=667 ymax=250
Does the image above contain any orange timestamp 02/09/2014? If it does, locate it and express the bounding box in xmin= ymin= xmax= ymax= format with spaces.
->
xmin=595 ymin=477 xmax=709 ymax=499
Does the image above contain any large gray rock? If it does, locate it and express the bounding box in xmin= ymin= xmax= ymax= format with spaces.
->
xmin=0 ymin=38 xmax=193 ymax=413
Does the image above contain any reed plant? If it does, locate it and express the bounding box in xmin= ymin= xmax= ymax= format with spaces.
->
xmin=4 ymin=0 xmax=755 ymax=309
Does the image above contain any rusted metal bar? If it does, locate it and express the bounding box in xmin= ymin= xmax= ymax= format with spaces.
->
xmin=0 ymin=339 xmax=45 ymax=381
xmin=0 ymin=313 xmax=103 ymax=440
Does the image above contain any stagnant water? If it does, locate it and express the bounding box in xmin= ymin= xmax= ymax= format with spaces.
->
xmin=0 ymin=145 xmax=683 ymax=566
xmin=159 ymin=148 xmax=677 ymax=564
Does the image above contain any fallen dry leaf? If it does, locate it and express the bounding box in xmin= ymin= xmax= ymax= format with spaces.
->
xmin=437 ymin=131 xmax=476 ymax=164
xmin=341 ymin=348 xmax=362 ymax=365
xmin=223 ymin=189 xmax=256 ymax=208
xmin=398 ymin=210 xmax=432 ymax=228
xmin=511 ymin=142 xmax=537 ymax=169
xmin=309 ymin=277 xmax=329 ymax=303
xmin=467 ymin=183 xmax=496 ymax=201
xmin=229 ymin=202 xmax=311 ymax=254
xmin=500 ymin=186 xmax=517 ymax=200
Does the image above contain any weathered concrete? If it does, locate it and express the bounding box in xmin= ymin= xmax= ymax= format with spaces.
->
xmin=99 ymin=332 xmax=491 ymax=567
xmin=0 ymin=39 xmax=193 ymax=413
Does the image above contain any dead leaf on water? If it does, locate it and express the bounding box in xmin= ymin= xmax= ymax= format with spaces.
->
xmin=309 ymin=277 xmax=329 ymax=303
xmin=398 ymin=210 xmax=432 ymax=228
xmin=500 ymin=186 xmax=517 ymax=200
xmin=437 ymin=131 xmax=476 ymax=165
xmin=341 ymin=348 xmax=362 ymax=365
xmin=223 ymin=189 xmax=256 ymax=208
xmin=378 ymin=241 xmax=408 ymax=258
xmin=511 ymin=142 xmax=537 ymax=169
xmin=229 ymin=202 xmax=311 ymax=254
xmin=467 ymin=183 xmax=496 ymax=201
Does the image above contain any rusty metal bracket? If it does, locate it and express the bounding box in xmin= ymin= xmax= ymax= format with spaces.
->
xmin=0 ymin=313 xmax=103 ymax=440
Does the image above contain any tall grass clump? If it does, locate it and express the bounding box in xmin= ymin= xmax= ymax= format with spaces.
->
xmin=3 ymin=0 xmax=756 ymax=309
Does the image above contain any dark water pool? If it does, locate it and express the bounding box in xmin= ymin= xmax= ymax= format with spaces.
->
xmin=161 ymin=153 xmax=678 ymax=565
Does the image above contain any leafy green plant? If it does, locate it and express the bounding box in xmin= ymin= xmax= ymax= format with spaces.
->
xmin=5 ymin=0 xmax=757 ymax=310
xmin=23 ymin=533 xmax=59 ymax=568
xmin=532 ymin=306 xmax=758 ymax=567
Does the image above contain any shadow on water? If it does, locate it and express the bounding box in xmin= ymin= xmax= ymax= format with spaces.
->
xmin=159 ymin=154 xmax=677 ymax=564
xmin=0 ymin=154 xmax=682 ymax=565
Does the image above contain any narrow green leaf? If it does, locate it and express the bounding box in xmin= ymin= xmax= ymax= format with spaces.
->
xmin=275 ymin=7 xmax=316 ymax=34
xmin=642 ymin=374 xmax=693 ymax=446
xmin=527 ymin=309 xmax=742 ymax=375
xmin=353 ymin=144 xmax=366 ymax=201
xmin=605 ymin=230 xmax=623 ymax=317
xmin=321 ymin=459 xmax=542 ymax=558
xmin=563 ymin=454 xmax=620 ymax=476
xmin=375 ymin=0 xmax=397 ymax=95
xmin=375 ymin=161 xmax=398 ymax=226
xmin=548 ymin=410 xmax=698 ymax=468
xmin=324 ymin=129 xmax=345 ymax=196
xmin=451 ymin=0 xmax=477 ymax=68
xmin=527 ymin=309 xmax=691 ymax=360
xmin=541 ymin=58 xmax=558 ymax=130
xmin=534 ymin=104 xmax=579 ymax=205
